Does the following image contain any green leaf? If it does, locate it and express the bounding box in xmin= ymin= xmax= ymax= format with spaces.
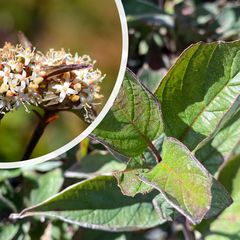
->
xmin=114 ymin=168 xmax=152 ymax=197
xmin=216 ymin=6 xmax=240 ymax=40
xmin=65 ymin=151 xmax=125 ymax=179
xmin=138 ymin=65 xmax=166 ymax=93
xmin=205 ymin=156 xmax=240 ymax=239
xmin=152 ymin=179 xmax=232 ymax=223
xmin=93 ymin=70 xmax=164 ymax=157
xmin=152 ymin=194 xmax=177 ymax=221
xmin=12 ymin=176 xmax=162 ymax=232
xmin=204 ymin=178 xmax=232 ymax=219
xmin=196 ymin=111 xmax=240 ymax=174
xmin=140 ymin=137 xmax=213 ymax=224
xmin=218 ymin=156 xmax=240 ymax=197
xmin=123 ymin=0 xmax=163 ymax=16
xmin=128 ymin=14 xmax=174 ymax=29
xmin=113 ymin=157 xmax=152 ymax=197
xmin=0 ymin=223 xmax=19 ymax=240
xmin=0 ymin=169 xmax=21 ymax=182
xmin=0 ymin=193 xmax=17 ymax=212
xmin=156 ymin=41 xmax=240 ymax=150
xmin=25 ymin=160 xmax=62 ymax=172
xmin=123 ymin=0 xmax=173 ymax=28
xmin=139 ymin=40 xmax=149 ymax=55
xmin=80 ymin=229 xmax=127 ymax=240
xmin=28 ymin=168 xmax=63 ymax=206
xmin=51 ymin=222 xmax=77 ymax=240
xmin=113 ymin=136 xmax=165 ymax=197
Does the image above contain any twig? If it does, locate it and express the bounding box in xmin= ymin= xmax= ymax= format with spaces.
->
xmin=182 ymin=219 xmax=196 ymax=240
xmin=22 ymin=110 xmax=59 ymax=160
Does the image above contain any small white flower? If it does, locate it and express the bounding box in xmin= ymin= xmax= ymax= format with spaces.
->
xmin=74 ymin=69 xmax=87 ymax=81
xmin=15 ymin=70 xmax=27 ymax=92
xmin=43 ymin=49 xmax=68 ymax=65
xmin=52 ymin=82 xmax=78 ymax=103
xmin=8 ymin=60 xmax=18 ymax=71
xmin=0 ymin=65 xmax=11 ymax=84
xmin=17 ymin=48 xmax=34 ymax=65
xmin=0 ymin=83 xmax=9 ymax=93
xmin=8 ymin=78 xmax=19 ymax=94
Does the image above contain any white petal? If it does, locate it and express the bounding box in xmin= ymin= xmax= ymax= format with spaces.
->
xmin=25 ymin=58 xmax=31 ymax=65
xmin=63 ymin=82 xmax=71 ymax=88
xmin=22 ymin=70 xmax=27 ymax=78
xmin=52 ymin=85 xmax=63 ymax=91
xmin=66 ymin=88 xmax=78 ymax=95
xmin=59 ymin=91 xmax=67 ymax=102
xmin=18 ymin=81 xmax=26 ymax=91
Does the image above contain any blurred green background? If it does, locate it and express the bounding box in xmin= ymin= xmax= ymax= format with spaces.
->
xmin=0 ymin=0 xmax=122 ymax=161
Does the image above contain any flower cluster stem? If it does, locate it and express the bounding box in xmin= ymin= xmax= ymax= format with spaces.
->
xmin=182 ymin=219 xmax=196 ymax=240
xmin=22 ymin=110 xmax=59 ymax=160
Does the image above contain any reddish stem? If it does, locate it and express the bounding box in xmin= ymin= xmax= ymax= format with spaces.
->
xmin=22 ymin=110 xmax=58 ymax=160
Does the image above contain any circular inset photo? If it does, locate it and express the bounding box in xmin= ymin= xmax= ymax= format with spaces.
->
xmin=0 ymin=0 xmax=128 ymax=167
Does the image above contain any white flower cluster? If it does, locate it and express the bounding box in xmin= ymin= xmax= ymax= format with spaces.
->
xmin=0 ymin=42 xmax=104 ymax=116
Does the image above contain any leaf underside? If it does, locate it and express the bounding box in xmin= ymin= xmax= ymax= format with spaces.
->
xmin=141 ymin=137 xmax=213 ymax=224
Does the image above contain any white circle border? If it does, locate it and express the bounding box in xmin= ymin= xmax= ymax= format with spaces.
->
xmin=0 ymin=0 xmax=128 ymax=169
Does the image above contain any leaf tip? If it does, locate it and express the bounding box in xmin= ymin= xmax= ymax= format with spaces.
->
xmin=9 ymin=213 xmax=23 ymax=220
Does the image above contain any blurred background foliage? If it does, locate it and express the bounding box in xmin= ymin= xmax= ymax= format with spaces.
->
xmin=0 ymin=0 xmax=122 ymax=161
xmin=125 ymin=0 xmax=240 ymax=81
xmin=1 ymin=0 xmax=240 ymax=239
